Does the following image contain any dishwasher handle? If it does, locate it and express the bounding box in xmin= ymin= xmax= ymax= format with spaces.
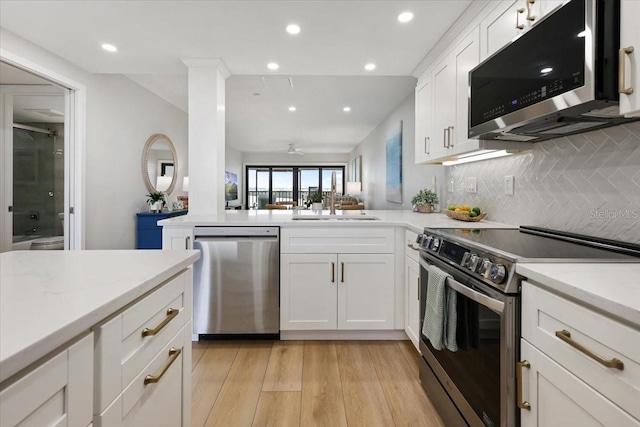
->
xmin=194 ymin=236 xmax=279 ymax=243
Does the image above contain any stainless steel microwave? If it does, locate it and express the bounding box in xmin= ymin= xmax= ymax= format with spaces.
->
xmin=468 ymin=0 xmax=637 ymax=142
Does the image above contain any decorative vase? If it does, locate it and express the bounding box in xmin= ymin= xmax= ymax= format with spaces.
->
xmin=417 ymin=204 xmax=433 ymax=213
xmin=312 ymin=202 xmax=323 ymax=210
xmin=149 ymin=201 xmax=162 ymax=213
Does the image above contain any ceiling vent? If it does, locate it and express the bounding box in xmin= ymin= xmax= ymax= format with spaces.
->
xmin=261 ymin=76 xmax=294 ymax=90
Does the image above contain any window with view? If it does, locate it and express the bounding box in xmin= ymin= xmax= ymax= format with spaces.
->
xmin=245 ymin=165 xmax=345 ymax=209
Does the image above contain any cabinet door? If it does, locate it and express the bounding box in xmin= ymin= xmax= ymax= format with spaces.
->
xmin=432 ymin=56 xmax=456 ymax=160
xmin=0 ymin=334 xmax=93 ymax=427
xmin=404 ymin=257 xmax=420 ymax=350
xmin=520 ymin=340 xmax=640 ymax=427
xmin=338 ymin=254 xmax=394 ymax=330
xmin=452 ymin=27 xmax=481 ymax=154
xmin=162 ymin=228 xmax=193 ymax=250
xmin=280 ymin=254 xmax=338 ymax=330
xmin=620 ymin=0 xmax=640 ymax=116
xmin=481 ymin=0 xmax=523 ymax=59
xmin=415 ymin=75 xmax=434 ymax=164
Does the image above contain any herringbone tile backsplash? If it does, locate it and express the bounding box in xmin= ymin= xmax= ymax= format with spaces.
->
xmin=447 ymin=121 xmax=640 ymax=244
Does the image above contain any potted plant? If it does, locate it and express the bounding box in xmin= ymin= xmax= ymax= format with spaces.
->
xmin=306 ymin=191 xmax=324 ymax=210
xmin=411 ymin=189 xmax=439 ymax=213
xmin=147 ymin=191 xmax=165 ymax=213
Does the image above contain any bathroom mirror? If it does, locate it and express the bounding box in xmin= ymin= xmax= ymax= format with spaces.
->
xmin=141 ymin=133 xmax=178 ymax=195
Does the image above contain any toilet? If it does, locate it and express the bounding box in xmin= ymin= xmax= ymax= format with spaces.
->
xmin=30 ymin=213 xmax=64 ymax=250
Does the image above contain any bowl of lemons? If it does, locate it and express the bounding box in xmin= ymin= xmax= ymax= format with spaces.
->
xmin=444 ymin=205 xmax=487 ymax=222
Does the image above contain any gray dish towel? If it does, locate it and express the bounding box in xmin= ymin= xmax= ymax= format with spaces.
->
xmin=421 ymin=264 xmax=458 ymax=351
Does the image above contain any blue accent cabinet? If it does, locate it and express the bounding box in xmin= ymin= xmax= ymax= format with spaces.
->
xmin=136 ymin=210 xmax=187 ymax=249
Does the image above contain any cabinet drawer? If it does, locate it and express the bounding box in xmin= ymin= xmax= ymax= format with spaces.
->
xmin=94 ymin=269 xmax=192 ymax=414
xmin=405 ymin=229 xmax=420 ymax=262
xmin=281 ymin=228 xmax=394 ymax=254
xmin=522 ymin=282 xmax=640 ymax=419
xmin=95 ymin=324 xmax=189 ymax=427
xmin=0 ymin=333 xmax=93 ymax=427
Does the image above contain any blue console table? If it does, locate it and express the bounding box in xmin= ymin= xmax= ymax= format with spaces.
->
xmin=136 ymin=210 xmax=188 ymax=249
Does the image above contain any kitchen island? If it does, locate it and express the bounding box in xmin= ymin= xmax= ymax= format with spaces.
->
xmin=0 ymin=249 xmax=200 ymax=427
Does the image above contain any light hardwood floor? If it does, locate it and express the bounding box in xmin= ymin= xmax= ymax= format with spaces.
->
xmin=191 ymin=340 xmax=444 ymax=427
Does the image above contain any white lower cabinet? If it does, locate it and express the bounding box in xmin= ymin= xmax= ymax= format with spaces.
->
xmin=520 ymin=340 xmax=639 ymax=427
xmin=0 ymin=333 xmax=93 ymax=427
xmin=520 ymin=281 xmax=640 ymax=426
xmin=404 ymin=256 xmax=420 ymax=350
xmin=280 ymin=253 xmax=395 ymax=331
xmin=94 ymin=324 xmax=191 ymax=427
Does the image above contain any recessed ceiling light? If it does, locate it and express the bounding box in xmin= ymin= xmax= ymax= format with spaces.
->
xmin=343 ymin=106 xmax=351 ymax=112
xmin=398 ymin=12 xmax=414 ymax=23
xmin=288 ymin=106 xmax=297 ymax=112
xmin=267 ymin=62 xmax=279 ymax=70
xmin=286 ymin=24 xmax=301 ymax=35
xmin=101 ymin=43 xmax=117 ymax=52
xmin=541 ymin=67 xmax=553 ymax=73
xmin=364 ymin=63 xmax=376 ymax=71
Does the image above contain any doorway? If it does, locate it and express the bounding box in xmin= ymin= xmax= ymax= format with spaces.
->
xmin=0 ymin=60 xmax=83 ymax=251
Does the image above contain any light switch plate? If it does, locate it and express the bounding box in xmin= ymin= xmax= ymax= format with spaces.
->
xmin=466 ymin=177 xmax=477 ymax=193
xmin=448 ymin=179 xmax=454 ymax=193
xmin=504 ymin=175 xmax=514 ymax=195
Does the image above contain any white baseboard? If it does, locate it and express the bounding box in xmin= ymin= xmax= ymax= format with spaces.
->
xmin=280 ymin=329 xmax=409 ymax=341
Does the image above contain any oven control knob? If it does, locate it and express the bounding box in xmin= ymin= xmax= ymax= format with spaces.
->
xmin=461 ymin=252 xmax=471 ymax=268
xmin=423 ymin=236 xmax=433 ymax=249
xmin=432 ymin=238 xmax=440 ymax=250
xmin=416 ymin=234 xmax=424 ymax=245
xmin=489 ymin=264 xmax=507 ymax=284
xmin=477 ymin=258 xmax=492 ymax=276
xmin=468 ymin=254 xmax=479 ymax=271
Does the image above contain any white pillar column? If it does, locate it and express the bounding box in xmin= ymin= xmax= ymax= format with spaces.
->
xmin=182 ymin=58 xmax=230 ymax=215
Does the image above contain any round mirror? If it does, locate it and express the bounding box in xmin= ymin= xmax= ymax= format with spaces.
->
xmin=141 ymin=133 xmax=178 ymax=195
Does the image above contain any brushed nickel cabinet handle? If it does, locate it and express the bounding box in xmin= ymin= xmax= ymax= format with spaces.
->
xmin=331 ymin=262 xmax=335 ymax=283
xmin=619 ymin=46 xmax=635 ymax=95
xmin=142 ymin=308 xmax=179 ymax=337
xmin=448 ymin=126 xmax=454 ymax=147
xmin=341 ymin=262 xmax=345 ymax=283
xmin=425 ymin=137 xmax=430 ymax=154
xmin=555 ymin=330 xmax=624 ymax=370
xmin=417 ymin=277 xmax=421 ymax=301
xmin=144 ymin=347 xmax=181 ymax=385
xmin=185 ymin=236 xmax=190 ymax=249
xmin=517 ymin=360 xmax=531 ymax=410
xmin=516 ymin=7 xmax=525 ymax=29
xmin=526 ymin=0 xmax=536 ymax=21
xmin=443 ymin=128 xmax=448 ymax=148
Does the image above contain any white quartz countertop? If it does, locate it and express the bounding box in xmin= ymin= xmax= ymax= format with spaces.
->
xmin=517 ymin=263 xmax=640 ymax=329
xmin=159 ymin=210 xmax=516 ymax=233
xmin=0 ymin=250 xmax=200 ymax=383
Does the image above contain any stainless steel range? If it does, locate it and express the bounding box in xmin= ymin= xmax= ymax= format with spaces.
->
xmin=416 ymin=226 xmax=640 ymax=427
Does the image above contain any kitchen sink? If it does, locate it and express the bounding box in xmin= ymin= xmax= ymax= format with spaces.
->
xmin=291 ymin=211 xmax=379 ymax=220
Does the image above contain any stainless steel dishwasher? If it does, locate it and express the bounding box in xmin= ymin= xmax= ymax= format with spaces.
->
xmin=192 ymin=227 xmax=279 ymax=338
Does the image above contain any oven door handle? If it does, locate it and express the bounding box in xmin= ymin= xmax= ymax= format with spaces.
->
xmin=420 ymin=258 xmax=505 ymax=314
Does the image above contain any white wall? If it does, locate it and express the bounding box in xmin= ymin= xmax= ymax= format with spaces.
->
xmin=349 ymin=93 xmax=445 ymax=210
xmin=1 ymin=28 xmax=188 ymax=249
xmin=86 ymin=74 xmax=187 ymax=249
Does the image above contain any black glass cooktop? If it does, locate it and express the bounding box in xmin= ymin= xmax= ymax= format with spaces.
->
xmin=430 ymin=226 xmax=640 ymax=261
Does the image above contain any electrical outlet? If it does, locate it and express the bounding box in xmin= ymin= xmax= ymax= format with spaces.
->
xmin=448 ymin=179 xmax=454 ymax=193
xmin=504 ymin=175 xmax=514 ymax=195
xmin=466 ymin=177 xmax=477 ymax=193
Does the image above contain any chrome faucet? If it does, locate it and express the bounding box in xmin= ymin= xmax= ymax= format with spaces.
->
xmin=329 ymin=171 xmax=337 ymax=215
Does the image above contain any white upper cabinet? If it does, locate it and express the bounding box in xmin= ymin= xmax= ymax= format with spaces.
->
xmin=480 ymin=0 xmax=566 ymax=60
xmin=452 ymin=27 xmax=481 ymax=154
xmin=432 ymin=54 xmax=456 ymax=160
xmin=415 ymin=74 xmax=434 ymax=164
xmin=620 ymin=0 xmax=639 ymax=117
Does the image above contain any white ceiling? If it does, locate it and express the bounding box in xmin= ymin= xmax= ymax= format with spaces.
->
xmin=0 ymin=0 xmax=472 ymax=152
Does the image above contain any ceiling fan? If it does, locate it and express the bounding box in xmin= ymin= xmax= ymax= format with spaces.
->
xmin=287 ymin=144 xmax=304 ymax=155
